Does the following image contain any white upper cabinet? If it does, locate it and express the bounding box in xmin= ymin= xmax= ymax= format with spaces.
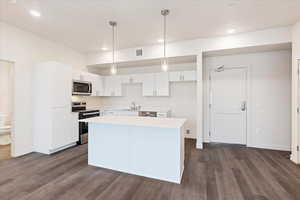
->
xmin=72 ymin=70 xmax=82 ymax=81
xmin=183 ymin=71 xmax=197 ymax=81
xmin=169 ymin=70 xmax=197 ymax=82
xmin=122 ymin=74 xmax=143 ymax=84
xmin=104 ymin=76 xmax=122 ymax=96
xmin=142 ymin=73 xmax=156 ymax=96
xmin=142 ymin=72 xmax=169 ymax=96
xmin=156 ymin=72 xmax=169 ymax=96
xmin=75 ymin=72 xmax=104 ymax=97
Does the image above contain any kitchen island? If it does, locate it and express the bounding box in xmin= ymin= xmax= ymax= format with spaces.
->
xmin=81 ymin=116 xmax=186 ymax=184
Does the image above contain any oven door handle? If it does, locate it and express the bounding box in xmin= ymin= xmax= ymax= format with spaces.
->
xmin=82 ymin=112 xmax=100 ymax=116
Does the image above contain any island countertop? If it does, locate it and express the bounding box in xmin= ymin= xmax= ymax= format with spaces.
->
xmin=80 ymin=116 xmax=186 ymax=129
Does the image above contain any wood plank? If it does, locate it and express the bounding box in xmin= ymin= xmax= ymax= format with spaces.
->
xmin=0 ymin=139 xmax=298 ymax=200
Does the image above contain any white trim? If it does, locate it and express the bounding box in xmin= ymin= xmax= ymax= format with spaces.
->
xmin=247 ymin=143 xmax=291 ymax=152
xmin=0 ymin=60 xmax=15 ymax=158
xmin=196 ymin=53 xmax=203 ymax=149
xmin=48 ymin=143 xmax=77 ymax=154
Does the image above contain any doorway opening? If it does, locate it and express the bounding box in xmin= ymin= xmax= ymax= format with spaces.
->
xmin=0 ymin=60 xmax=14 ymax=160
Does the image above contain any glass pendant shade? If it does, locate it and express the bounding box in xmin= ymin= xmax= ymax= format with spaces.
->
xmin=161 ymin=58 xmax=168 ymax=72
xmin=110 ymin=64 xmax=117 ymax=75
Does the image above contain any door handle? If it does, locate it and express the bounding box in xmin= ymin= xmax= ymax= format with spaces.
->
xmin=241 ymin=101 xmax=247 ymax=111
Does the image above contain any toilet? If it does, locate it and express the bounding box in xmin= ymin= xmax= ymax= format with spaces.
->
xmin=0 ymin=114 xmax=11 ymax=145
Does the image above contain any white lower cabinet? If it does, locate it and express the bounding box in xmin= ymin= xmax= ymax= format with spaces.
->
xmin=142 ymin=72 xmax=169 ymax=96
xmin=71 ymin=113 xmax=79 ymax=143
xmin=51 ymin=107 xmax=72 ymax=150
xmin=51 ymin=108 xmax=78 ymax=152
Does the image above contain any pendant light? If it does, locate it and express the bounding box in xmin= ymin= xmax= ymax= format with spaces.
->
xmin=161 ymin=9 xmax=170 ymax=72
xmin=109 ymin=21 xmax=117 ymax=74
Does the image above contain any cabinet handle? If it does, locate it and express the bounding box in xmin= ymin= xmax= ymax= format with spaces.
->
xmin=180 ymin=75 xmax=183 ymax=81
xmin=182 ymin=75 xmax=185 ymax=81
xmin=130 ymin=77 xmax=133 ymax=83
xmin=153 ymin=90 xmax=157 ymax=96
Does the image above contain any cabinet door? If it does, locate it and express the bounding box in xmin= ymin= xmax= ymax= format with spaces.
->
xmin=80 ymin=72 xmax=91 ymax=82
xmin=103 ymin=76 xmax=114 ymax=96
xmin=169 ymin=71 xmax=181 ymax=82
xmin=52 ymin=64 xmax=72 ymax=107
xmin=71 ymin=113 xmax=79 ymax=143
xmin=103 ymin=76 xmax=122 ymax=96
xmin=51 ymin=107 xmax=72 ymax=150
xmin=114 ymin=76 xmax=122 ymax=96
xmin=97 ymin=76 xmax=104 ymax=96
xmin=183 ymin=71 xmax=197 ymax=81
xmin=121 ymin=74 xmax=142 ymax=84
xmin=91 ymin=75 xmax=103 ymax=96
xmin=72 ymin=70 xmax=82 ymax=81
xmin=142 ymin=73 xmax=155 ymax=96
xmin=156 ymin=72 xmax=169 ymax=96
xmin=121 ymin=75 xmax=130 ymax=84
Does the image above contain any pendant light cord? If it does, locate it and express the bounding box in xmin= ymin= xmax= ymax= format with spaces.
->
xmin=164 ymin=14 xmax=166 ymax=59
xmin=112 ymin=24 xmax=115 ymax=65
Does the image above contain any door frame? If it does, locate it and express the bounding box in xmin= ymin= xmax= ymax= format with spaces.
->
xmin=206 ymin=66 xmax=251 ymax=145
xmin=297 ymin=60 xmax=300 ymax=162
xmin=0 ymin=59 xmax=15 ymax=158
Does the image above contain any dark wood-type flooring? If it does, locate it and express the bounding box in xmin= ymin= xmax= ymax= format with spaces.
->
xmin=0 ymin=139 xmax=299 ymax=200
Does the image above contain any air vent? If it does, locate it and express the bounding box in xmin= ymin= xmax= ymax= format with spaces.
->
xmin=136 ymin=49 xmax=143 ymax=56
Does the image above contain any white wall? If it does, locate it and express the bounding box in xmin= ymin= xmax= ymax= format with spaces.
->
xmin=203 ymin=50 xmax=292 ymax=151
xmin=0 ymin=22 xmax=87 ymax=157
xmin=0 ymin=61 xmax=13 ymax=124
xmin=87 ymin=27 xmax=291 ymax=65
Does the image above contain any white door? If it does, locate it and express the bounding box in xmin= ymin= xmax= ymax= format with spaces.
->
xmin=210 ymin=67 xmax=247 ymax=144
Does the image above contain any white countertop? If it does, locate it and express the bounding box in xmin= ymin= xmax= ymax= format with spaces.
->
xmin=80 ymin=116 xmax=186 ymax=129
xmin=87 ymin=106 xmax=171 ymax=113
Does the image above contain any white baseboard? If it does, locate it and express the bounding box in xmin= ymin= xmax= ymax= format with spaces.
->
xmin=247 ymin=143 xmax=291 ymax=152
xmin=290 ymin=153 xmax=298 ymax=164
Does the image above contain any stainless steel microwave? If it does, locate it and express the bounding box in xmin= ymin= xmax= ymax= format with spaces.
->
xmin=72 ymin=81 xmax=92 ymax=96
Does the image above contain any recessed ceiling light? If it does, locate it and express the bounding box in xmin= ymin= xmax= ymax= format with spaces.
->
xmin=29 ymin=10 xmax=41 ymax=18
xmin=227 ymin=29 xmax=236 ymax=34
xmin=158 ymin=39 xmax=164 ymax=43
xmin=101 ymin=47 xmax=108 ymax=51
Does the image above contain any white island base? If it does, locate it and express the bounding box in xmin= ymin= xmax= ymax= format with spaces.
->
xmin=85 ymin=116 xmax=186 ymax=184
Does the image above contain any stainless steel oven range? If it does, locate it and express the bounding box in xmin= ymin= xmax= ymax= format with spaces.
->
xmin=78 ymin=109 xmax=100 ymax=145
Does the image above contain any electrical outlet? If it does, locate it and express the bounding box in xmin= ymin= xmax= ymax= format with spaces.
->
xmin=186 ymin=129 xmax=190 ymax=134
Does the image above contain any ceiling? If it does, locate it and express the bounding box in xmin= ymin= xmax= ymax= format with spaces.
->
xmin=1 ymin=0 xmax=300 ymax=53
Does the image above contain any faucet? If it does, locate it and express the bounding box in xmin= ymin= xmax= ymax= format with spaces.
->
xmin=130 ymin=102 xmax=141 ymax=111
